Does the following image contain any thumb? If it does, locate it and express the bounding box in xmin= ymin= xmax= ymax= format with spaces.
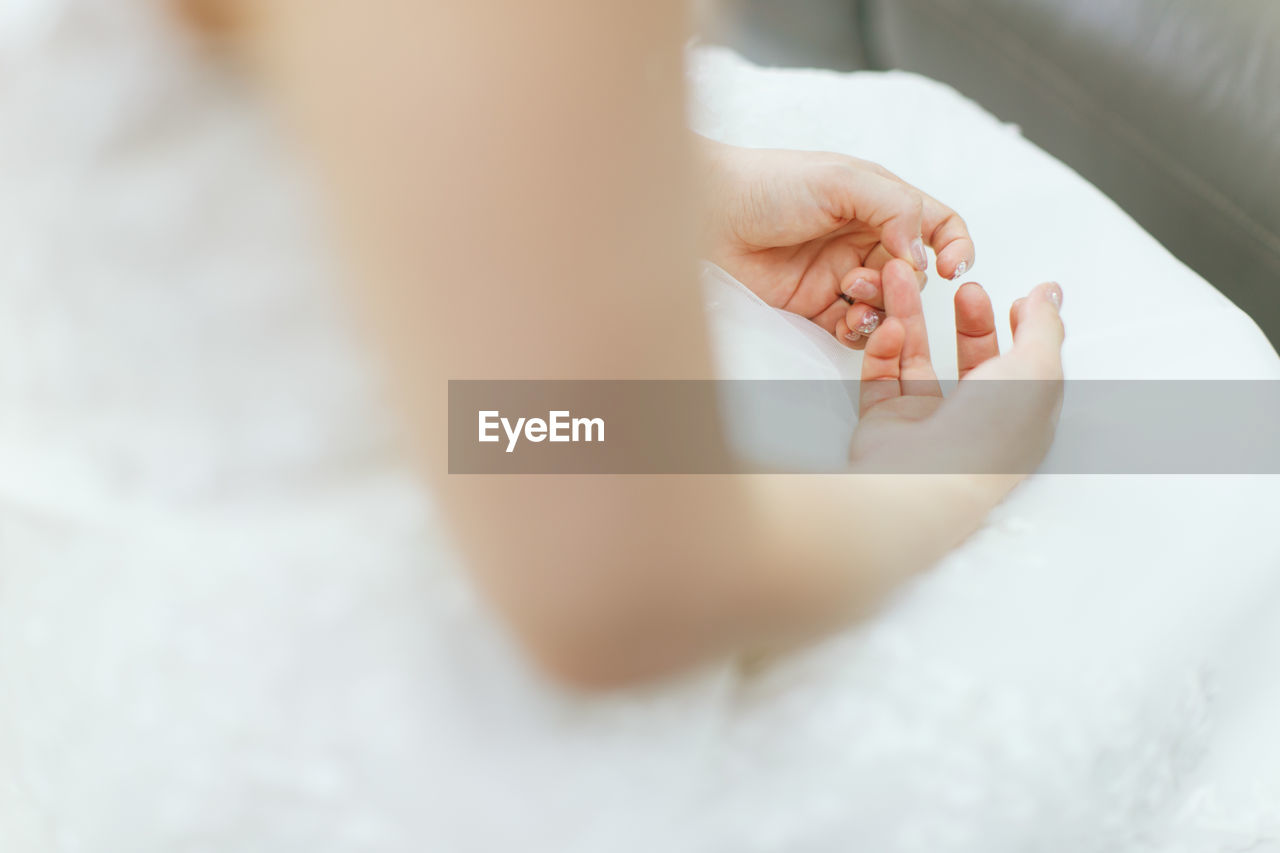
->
xmin=835 ymin=171 xmax=928 ymax=272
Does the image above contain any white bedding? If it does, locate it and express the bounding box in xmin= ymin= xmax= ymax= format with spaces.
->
xmin=1 ymin=3 xmax=1278 ymax=849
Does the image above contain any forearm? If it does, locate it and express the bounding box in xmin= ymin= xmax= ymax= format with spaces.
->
xmin=235 ymin=0 xmax=1012 ymax=689
xmin=741 ymin=474 xmax=1009 ymax=636
xmin=449 ymin=472 xmax=1008 ymax=688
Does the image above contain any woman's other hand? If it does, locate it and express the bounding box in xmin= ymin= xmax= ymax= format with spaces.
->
xmin=703 ymin=141 xmax=976 ymax=350
xmin=850 ymin=260 xmax=1065 ymax=482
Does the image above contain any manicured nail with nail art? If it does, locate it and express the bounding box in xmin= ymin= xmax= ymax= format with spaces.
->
xmin=844 ymin=331 xmax=862 ymax=343
xmin=1048 ymin=285 xmax=1063 ymax=309
xmin=844 ymin=278 xmax=877 ymax=302
xmin=951 ymin=260 xmax=969 ymax=281
xmin=910 ymin=238 xmax=928 ymax=271
xmin=855 ymin=310 xmax=881 ymax=335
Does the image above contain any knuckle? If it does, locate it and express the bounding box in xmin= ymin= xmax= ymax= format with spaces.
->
xmin=907 ymin=193 xmax=924 ymax=220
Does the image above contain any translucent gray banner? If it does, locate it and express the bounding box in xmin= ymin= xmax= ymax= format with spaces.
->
xmin=448 ymin=380 xmax=1280 ymax=474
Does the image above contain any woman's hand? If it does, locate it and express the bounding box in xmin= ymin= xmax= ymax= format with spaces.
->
xmin=703 ymin=140 xmax=976 ymax=350
xmin=850 ymin=260 xmax=1065 ymax=480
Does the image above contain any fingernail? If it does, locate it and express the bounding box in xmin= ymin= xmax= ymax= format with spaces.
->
xmin=844 ymin=331 xmax=862 ymax=343
xmin=910 ymin=238 xmax=928 ymax=272
xmin=1047 ymin=283 xmax=1063 ymax=309
xmin=854 ymin=309 xmax=882 ymax=335
xmin=951 ymin=259 xmax=968 ymax=281
xmin=844 ymin=278 xmax=877 ymax=302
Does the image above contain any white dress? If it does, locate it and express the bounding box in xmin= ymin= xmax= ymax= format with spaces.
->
xmin=1 ymin=2 xmax=1278 ymax=851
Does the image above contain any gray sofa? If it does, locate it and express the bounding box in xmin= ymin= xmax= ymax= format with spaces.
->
xmin=858 ymin=0 xmax=1280 ymax=346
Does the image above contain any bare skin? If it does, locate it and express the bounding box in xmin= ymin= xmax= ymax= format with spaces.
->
xmin=702 ymin=140 xmax=976 ymax=349
xmin=188 ymin=0 xmax=1065 ymax=688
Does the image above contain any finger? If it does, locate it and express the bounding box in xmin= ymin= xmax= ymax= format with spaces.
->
xmin=860 ymin=162 xmax=973 ymax=279
xmin=831 ymin=171 xmax=927 ymax=273
xmin=921 ymin=195 xmax=976 ymax=281
xmin=1011 ymin=282 xmax=1065 ymax=373
xmin=834 ymin=314 xmax=863 ymax=349
xmin=863 ymin=243 xmax=893 ymax=271
xmin=811 ymin=265 xmax=880 ymax=335
xmin=858 ymin=317 xmax=906 ymax=414
xmin=845 ymin=303 xmax=885 ymax=339
xmin=955 ymin=282 xmax=999 ymax=378
xmin=882 ymin=259 xmax=941 ymax=396
xmin=815 ymin=297 xmax=854 ymax=337
xmin=862 ymin=244 xmax=928 ymax=291
xmin=836 ymin=267 xmax=883 ymax=309
xmin=1009 ymin=298 xmax=1026 ymax=337
xmin=834 ymin=308 xmax=875 ymax=348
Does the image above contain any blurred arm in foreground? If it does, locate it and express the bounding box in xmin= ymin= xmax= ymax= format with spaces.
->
xmin=187 ymin=0 xmax=1064 ymax=687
